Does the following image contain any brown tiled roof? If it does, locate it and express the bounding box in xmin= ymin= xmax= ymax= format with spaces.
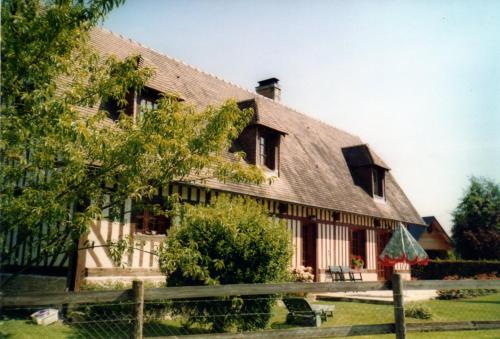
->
xmin=89 ymin=28 xmax=424 ymax=225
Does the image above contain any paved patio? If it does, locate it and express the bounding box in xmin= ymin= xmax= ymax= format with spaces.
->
xmin=315 ymin=289 xmax=438 ymax=305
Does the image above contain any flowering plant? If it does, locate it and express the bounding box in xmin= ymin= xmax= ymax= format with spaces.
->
xmin=290 ymin=266 xmax=314 ymax=282
xmin=351 ymin=255 xmax=364 ymax=269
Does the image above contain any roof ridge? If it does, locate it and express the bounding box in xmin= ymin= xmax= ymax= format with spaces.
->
xmin=98 ymin=27 xmax=360 ymax=141
xmin=98 ymin=27 xmax=259 ymax=95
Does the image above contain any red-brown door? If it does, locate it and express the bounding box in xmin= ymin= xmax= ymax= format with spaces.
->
xmin=377 ymin=231 xmax=393 ymax=280
xmin=302 ymin=221 xmax=318 ymax=281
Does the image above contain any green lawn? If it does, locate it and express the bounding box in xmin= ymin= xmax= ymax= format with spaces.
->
xmin=411 ymin=294 xmax=500 ymax=323
xmin=313 ymin=292 xmax=500 ymax=326
xmin=0 ymin=320 xmax=74 ymax=339
xmin=1 ymin=293 xmax=499 ymax=338
xmin=347 ymin=330 xmax=500 ymax=339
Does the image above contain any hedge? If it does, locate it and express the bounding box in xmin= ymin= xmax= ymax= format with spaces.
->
xmin=411 ymin=260 xmax=500 ymax=280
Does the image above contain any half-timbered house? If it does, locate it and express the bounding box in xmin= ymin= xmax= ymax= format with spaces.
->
xmin=3 ymin=29 xmax=427 ymax=290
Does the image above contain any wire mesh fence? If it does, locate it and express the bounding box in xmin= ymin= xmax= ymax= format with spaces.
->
xmin=404 ymin=288 xmax=500 ymax=324
xmin=68 ymin=301 xmax=135 ymax=338
xmin=144 ymin=296 xmax=280 ymax=337
xmin=1 ymin=302 xmax=135 ymax=339
xmin=1 ymin=279 xmax=499 ymax=338
xmin=0 ymin=296 xmax=395 ymax=338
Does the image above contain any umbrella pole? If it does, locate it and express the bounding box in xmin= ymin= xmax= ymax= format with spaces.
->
xmin=392 ymin=272 xmax=406 ymax=339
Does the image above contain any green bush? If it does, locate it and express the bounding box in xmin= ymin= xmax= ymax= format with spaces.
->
xmin=436 ymin=288 xmax=498 ymax=300
xmin=158 ymin=196 xmax=292 ymax=332
xmin=411 ymin=260 xmax=500 ymax=280
xmin=73 ymin=281 xmax=169 ymax=323
xmin=404 ymin=303 xmax=433 ymax=319
xmin=67 ymin=300 xmax=172 ymax=324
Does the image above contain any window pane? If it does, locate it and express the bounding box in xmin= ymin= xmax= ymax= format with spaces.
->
xmin=260 ymin=136 xmax=266 ymax=165
xmin=374 ymin=169 xmax=383 ymax=197
xmin=132 ymin=203 xmax=171 ymax=235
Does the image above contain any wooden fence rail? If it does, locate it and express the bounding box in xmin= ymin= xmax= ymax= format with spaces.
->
xmin=1 ymin=277 xmax=499 ymax=339
xmin=2 ymin=279 xmax=499 ymax=307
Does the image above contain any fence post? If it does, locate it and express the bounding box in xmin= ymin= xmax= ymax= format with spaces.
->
xmin=132 ymin=280 xmax=144 ymax=339
xmin=392 ymin=273 xmax=406 ymax=339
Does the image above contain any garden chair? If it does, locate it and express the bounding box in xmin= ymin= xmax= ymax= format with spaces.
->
xmin=340 ymin=266 xmax=363 ymax=282
xmin=282 ymin=297 xmax=335 ymax=327
xmin=328 ymin=266 xmax=345 ymax=282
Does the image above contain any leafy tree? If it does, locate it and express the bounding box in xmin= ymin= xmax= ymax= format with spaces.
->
xmin=159 ymin=196 xmax=292 ymax=331
xmin=0 ymin=0 xmax=263 ymax=283
xmin=452 ymin=177 xmax=500 ymax=260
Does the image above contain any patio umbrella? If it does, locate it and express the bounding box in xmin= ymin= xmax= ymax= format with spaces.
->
xmin=379 ymin=223 xmax=429 ymax=266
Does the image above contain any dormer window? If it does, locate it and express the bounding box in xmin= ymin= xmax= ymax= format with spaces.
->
xmin=101 ymin=91 xmax=135 ymax=121
xmin=258 ymin=129 xmax=279 ymax=171
xmin=259 ymin=136 xmax=266 ymax=165
xmin=101 ymin=97 xmax=120 ymax=121
xmin=342 ymin=144 xmax=389 ymax=200
xmin=230 ymin=124 xmax=282 ymax=172
xmin=102 ymin=87 xmax=162 ymax=122
xmin=373 ymin=167 xmax=385 ymax=199
xmin=259 ymin=135 xmax=277 ymax=170
xmin=232 ymin=99 xmax=287 ymax=173
xmin=137 ymin=87 xmax=161 ymax=121
xmin=139 ymin=96 xmax=157 ymax=110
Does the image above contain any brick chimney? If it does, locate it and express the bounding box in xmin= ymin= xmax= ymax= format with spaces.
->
xmin=256 ymin=78 xmax=281 ymax=101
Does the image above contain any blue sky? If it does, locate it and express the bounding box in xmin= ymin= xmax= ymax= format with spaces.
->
xmin=103 ymin=0 xmax=500 ymax=233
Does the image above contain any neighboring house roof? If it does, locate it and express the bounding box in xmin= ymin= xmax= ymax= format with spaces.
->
xmin=88 ymin=28 xmax=425 ymax=226
xmin=422 ymin=216 xmax=453 ymax=244
xmin=422 ymin=216 xmax=436 ymax=225
xmin=411 ymin=216 xmax=453 ymax=253
xmin=408 ymin=224 xmax=427 ymax=240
